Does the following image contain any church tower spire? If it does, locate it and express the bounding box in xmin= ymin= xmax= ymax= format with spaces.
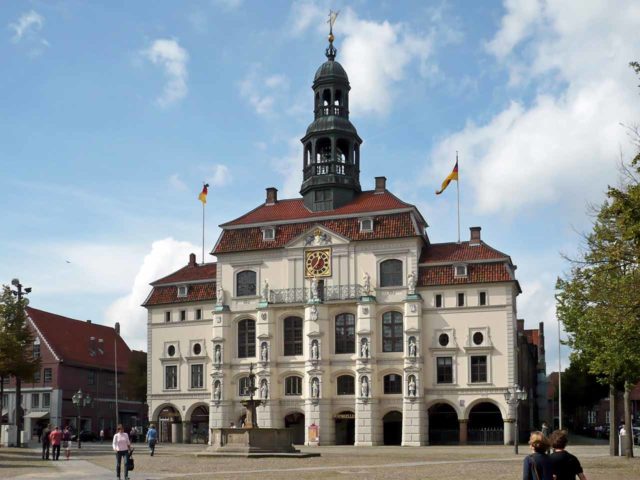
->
xmin=300 ymin=15 xmax=362 ymax=212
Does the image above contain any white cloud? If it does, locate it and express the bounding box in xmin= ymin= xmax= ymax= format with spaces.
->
xmin=289 ymin=4 xmax=439 ymax=116
xmin=9 ymin=10 xmax=44 ymax=42
xmin=141 ymin=39 xmax=189 ymax=107
xmin=271 ymin=137 xmax=302 ymax=198
xmin=485 ymin=0 xmax=542 ymax=59
xmin=206 ymin=164 xmax=232 ymax=187
xmin=105 ymin=238 xmax=199 ymax=350
xmin=169 ymin=173 xmax=187 ymax=191
xmin=239 ymin=67 xmax=289 ymax=116
xmin=425 ymin=0 xmax=640 ymax=216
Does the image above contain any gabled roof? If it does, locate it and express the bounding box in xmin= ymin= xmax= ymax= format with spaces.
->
xmin=26 ymin=307 xmax=134 ymax=371
xmin=151 ymin=262 xmax=217 ymax=286
xmin=143 ymin=283 xmax=216 ymax=307
xmin=214 ymin=212 xmax=419 ymax=254
xmin=220 ymin=190 xmax=415 ymax=227
xmin=420 ymin=241 xmax=509 ymax=264
xmin=418 ymin=262 xmax=514 ymax=287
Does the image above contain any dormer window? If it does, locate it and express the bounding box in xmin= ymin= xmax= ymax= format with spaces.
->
xmin=177 ymin=285 xmax=188 ymax=297
xmin=262 ymin=226 xmax=275 ymax=241
xmin=359 ymin=218 xmax=373 ymax=232
xmin=454 ymin=264 xmax=468 ymax=278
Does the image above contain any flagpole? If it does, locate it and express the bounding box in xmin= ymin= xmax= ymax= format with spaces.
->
xmin=202 ymin=195 xmax=205 ymax=265
xmin=456 ymin=151 xmax=460 ymax=244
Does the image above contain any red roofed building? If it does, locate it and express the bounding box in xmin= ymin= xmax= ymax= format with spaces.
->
xmin=1 ymin=307 xmax=146 ymax=445
xmin=145 ymin=31 xmax=536 ymax=447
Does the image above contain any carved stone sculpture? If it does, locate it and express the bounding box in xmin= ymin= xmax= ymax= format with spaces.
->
xmin=310 ymin=277 xmax=319 ymax=302
xmin=216 ymin=285 xmax=224 ymax=306
xmin=311 ymin=378 xmax=319 ymax=398
xmin=214 ymin=345 xmax=222 ymax=364
xmin=310 ymin=304 xmax=318 ymax=321
xmin=407 ymin=271 xmax=417 ymax=295
xmin=408 ymin=376 xmax=416 ymax=397
xmin=408 ymin=337 xmax=417 ymax=357
xmin=360 ymin=338 xmax=369 ymax=358
xmin=262 ymin=279 xmax=270 ymax=302
xmin=311 ymin=339 xmax=319 ymax=360
xmin=362 ymin=272 xmax=371 ymax=295
xmin=260 ymin=342 xmax=268 ymax=362
xmin=260 ymin=379 xmax=268 ymax=400
xmin=360 ymin=376 xmax=369 ymax=397
xmin=213 ymin=381 xmax=221 ymax=401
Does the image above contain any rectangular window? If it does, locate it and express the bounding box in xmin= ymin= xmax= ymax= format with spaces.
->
xmin=191 ymin=364 xmax=204 ymax=389
xmin=479 ymin=291 xmax=487 ymax=306
xmin=33 ymin=370 xmax=41 ymax=383
xmin=435 ymin=294 xmax=443 ymax=308
xmin=283 ymin=317 xmax=303 ymax=356
xmin=437 ymin=357 xmax=454 ymax=384
xmin=285 ymin=376 xmax=302 ymax=396
xmin=470 ymin=356 xmax=488 ymax=383
xmin=44 ymin=368 xmax=52 ymax=383
xmin=165 ymin=311 xmax=171 ymax=323
xmin=180 ymin=310 xmax=186 ymax=321
xmin=383 ymin=374 xmax=403 ymax=394
xmin=33 ymin=342 xmax=41 ymax=359
xmin=31 ymin=393 xmax=39 ymax=409
xmin=177 ymin=285 xmax=188 ymax=297
xmin=195 ymin=309 xmax=202 ymax=320
xmin=457 ymin=292 xmax=465 ymax=307
xmin=88 ymin=370 xmax=96 ymax=386
xmin=42 ymin=393 xmax=50 ymax=408
xmin=454 ymin=265 xmax=468 ymax=277
xmin=165 ymin=365 xmax=178 ymax=390
xmin=239 ymin=377 xmax=251 ymax=396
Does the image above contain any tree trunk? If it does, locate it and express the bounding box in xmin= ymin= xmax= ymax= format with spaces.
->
xmin=15 ymin=377 xmax=21 ymax=448
xmin=624 ymin=383 xmax=634 ymax=458
xmin=609 ymin=384 xmax=618 ymax=456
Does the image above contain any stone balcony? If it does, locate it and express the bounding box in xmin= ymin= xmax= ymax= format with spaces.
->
xmin=268 ymin=284 xmax=363 ymax=304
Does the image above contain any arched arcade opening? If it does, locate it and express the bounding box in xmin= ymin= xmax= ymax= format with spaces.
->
xmin=428 ymin=403 xmax=459 ymax=445
xmin=334 ymin=411 xmax=355 ymax=445
xmin=156 ymin=405 xmax=181 ymax=443
xmin=468 ymin=402 xmax=504 ymax=445
xmin=382 ymin=411 xmax=402 ymax=445
xmin=284 ymin=412 xmax=305 ymax=445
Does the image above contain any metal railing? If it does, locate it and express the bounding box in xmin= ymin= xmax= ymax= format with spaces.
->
xmin=303 ymin=162 xmax=356 ymax=180
xmin=315 ymin=105 xmax=348 ymax=118
xmin=468 ymin=428 xmax=504 ymax=445
xmin=268 ymin=284 xmax=363 ymax=304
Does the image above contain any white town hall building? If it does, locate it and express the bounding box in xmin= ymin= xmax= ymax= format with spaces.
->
xmin=144 ymin=32 xmax=525 ymax=447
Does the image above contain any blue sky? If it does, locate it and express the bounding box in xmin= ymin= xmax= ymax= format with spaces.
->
xmin=1 ymin=1 xmax=639 ymax=371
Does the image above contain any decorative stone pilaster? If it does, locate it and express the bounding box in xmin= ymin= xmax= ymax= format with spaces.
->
xmin=355 ymin=397 xmax=380 ymax=446
xmin=304 ymin=398 xmax=333 ymax=446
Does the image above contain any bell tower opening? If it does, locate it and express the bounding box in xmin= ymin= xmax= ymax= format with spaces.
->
xmin=300 ymin=17 xmax=362 ymax=212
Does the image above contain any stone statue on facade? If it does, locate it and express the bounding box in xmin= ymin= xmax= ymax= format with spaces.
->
xmin=408 ymin=376 xmax=416 ymax=397
xmin=407 ymin=271 xmax=417 ymax=295
xmin=362 ymin=272 xmax=371 ymax=295
xmin=213 ymin=381 xmax=221 ymax=401
xmin=262 ymin=279 xmax=270 ymax=302
xmin=309 ymin=304 xmax=318 ymax=321
xmin=310 ymin=339 xmax=319 ymax=360
xmin=360 ymin=338 xmax=369 ymax=358
xmin=216 ymin=285 xmax=224 ymax=306
xmin=260 ymin=379 xmax=268 ymax=400
xmin=360 ymin=376 xmax=369 ymax=398
xmin=260 ymin=342 xmax=268 ymax=362
xmin=408 ymin=337 xmax=417 ymax=357
xmin=214 ymin=345 xmax=222 ymax=364
xmin=311 ymin=378 xmax=320 ymax=398
xmin=310 ymin=277 xmax=319 ymax=302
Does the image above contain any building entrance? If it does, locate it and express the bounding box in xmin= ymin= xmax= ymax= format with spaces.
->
xmin=382 ymin=411 xmax=402 ymax=445
xmin=284 ymin=412 xmax=305 ymax=445
xmin=428 ymin=403 xmax=459 ymax=445
xmin=334 ymin=411 xmax=355 ymax=445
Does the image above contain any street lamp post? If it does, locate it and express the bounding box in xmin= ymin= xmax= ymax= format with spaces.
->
xmin=10 ymin=278 xmax=31 ymax=449
xmin=71 ymin=389 xmax=92 ymax=449
xmin=505 ymin=385 xmax=528 ymax=454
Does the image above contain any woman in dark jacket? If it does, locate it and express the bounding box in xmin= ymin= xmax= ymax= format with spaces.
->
xmin=523 ymin=431 xmax=553 ymax=480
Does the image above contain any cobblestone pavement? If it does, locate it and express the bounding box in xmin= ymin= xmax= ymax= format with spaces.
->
xmin=1 ymin=442 xmax=638 ymax=480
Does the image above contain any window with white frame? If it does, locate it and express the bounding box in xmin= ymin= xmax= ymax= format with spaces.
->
xmin=383 ymin=374 xmax=402 ymax=394
xmin=238 ymin=319 xmax=256 ymax=358
xmin=478 ymin=291 xmax=487 ymax=306
xmin=31 ymin=393 xmax=39 ymax=409
xmin=42 ymin=393 xmax=50 ymax=408
xmin=436 ymin=357 xmax=453 ymax=384
xmin=239 ymin=376 xmax=251 ymax=396
xmin=180 ymin=310 xmax=186 ymax=321
xmin=164 ymin=311 xmax=171 ymax=323
xmin=191 ymin=364 xmax=204 ymax=389
xmin=167 ymin=345 xmax=177 ymax=357
xmin=337 ymin=375 xmax=355 ymax=395
xmin=177 ymin=285 xmax=188 ymax=297
xmin=380 ymin=259 xmax=403 ymax=287
xmin=165 ymin=365 xmax=178 ymax=389
xmin=359 ymin=218 xmax=373 ymax=232
xmin=262 ymin=226 xmax=275 ymax=241
xmin=457 ymin=292 xmax=465 ymax=307
xmin=434 ymin=293 xmax=443 ymax=308
xmin=236 ymin=270 xmax=257 ymax=297
xmin=470 ymin=355 xmax=487 ymax=383
xmin=285 ymin=376 xmax=303 ymax=396
xmin=33 ymin=370 xmax=41 ymax=383
xmin=33 ymin=337 xmax=41 ymax=359
xmin=454 ymin=264 xmax=468 ymax=277
xmin=195 ymin=308 xmax=202 ymax=320
xmin=44 ymin=368 xmax=52 ymax=383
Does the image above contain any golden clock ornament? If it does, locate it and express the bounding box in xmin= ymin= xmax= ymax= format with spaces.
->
xmin=305 ymin=248 xmax=331 ymax=277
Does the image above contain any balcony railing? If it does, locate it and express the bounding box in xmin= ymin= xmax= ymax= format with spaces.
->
xmin=303 ymin=162 xmax=357 ymax=180
xmin=268 ymin=284 xmax=363 ymax=304
xmin=315 ymin=105 xmax=348 ymax=118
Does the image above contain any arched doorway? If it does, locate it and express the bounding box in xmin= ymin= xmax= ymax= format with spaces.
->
xmin=157 ymin=405 xmax=181 ymax=443
xmin=468 ymin=402 xmax=503 ymax=444
xmin=284 ymin=412 xmax=305 ymax=445
xmin=190 ymin=405 xmax=209 ymax=444
xmin=383 ymin=411 xmax=402 ymax=445
xmin=334 ymin=411 xmax=355 ymax=445
xmin=428 ymin=403 xmax=459 ymax=445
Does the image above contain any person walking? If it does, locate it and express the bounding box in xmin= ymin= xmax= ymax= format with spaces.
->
xmin=112 ymin=424 xmax=132 ymax=480
xmin=100 ymin=428 xmax=105 ymax=443
xmin=146 ymin=424 xmax=158 ymax=456
xmin=62 ymin=426 xmax=72 ymax=460
xmin=523 ymin=431 xmax=553 ymax=480
xmin=41 ymin=424 xmax=51 ymax=460
xmin=49 ymin=426 xmax=62 ymax=461
xmin=549 ymin=430 xmax=588 ymax=480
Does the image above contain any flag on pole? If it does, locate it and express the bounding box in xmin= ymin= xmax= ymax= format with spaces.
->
xmin=435 ymin=160 xmax=458 ymax=195
xmin=198 ymin=184 xmax=209 ymax=204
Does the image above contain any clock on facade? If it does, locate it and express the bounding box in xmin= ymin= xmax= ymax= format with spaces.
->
xmin=305 ymin=248 xmax=332 ymax=277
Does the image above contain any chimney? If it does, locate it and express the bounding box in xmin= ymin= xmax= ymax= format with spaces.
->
xmin=265 ymin=187 xmax=278 ymax=205
xmin=469 ymin=226 xmax=481 ymax=245
xmin=189 ymin=252 xmax=196 ymax=267
xmin=115 ymin=322 xmax=120 ymax=335
xmin=86 ymin=320 xmax=92 ymax=324
xmin=374 ymin=176 xmax=386 ymax=194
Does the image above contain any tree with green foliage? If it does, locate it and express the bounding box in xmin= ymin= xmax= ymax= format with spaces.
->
xmin=556 ymin=63 xmax=640 ymax=457
xmin=0 ymin=285 xmax=40 ymax=447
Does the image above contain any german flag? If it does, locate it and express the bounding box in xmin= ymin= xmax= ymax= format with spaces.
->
xmin=435 ymin=160 xmax=458 ymax=195
xmin=198 ymin=183 xmax=209 ymax=204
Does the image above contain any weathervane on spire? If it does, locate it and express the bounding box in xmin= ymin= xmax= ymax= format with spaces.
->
xmin=326 ymin=10 xmax=339 ymax=60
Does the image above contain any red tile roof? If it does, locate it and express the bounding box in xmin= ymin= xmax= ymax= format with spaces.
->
xmin=151 ymin=262 xmax=217 ymax=286
xmin=214 ymin=212 xmax=418 ymax=254
xmin=143 ymin=283 xmax=216 ymax=306
xmin=26 ymin=307 xmax=134 ymax=370
xmin=418 ymin=262 xmax=514 ymax=287
xmin=420 ymin=241 xmax=509 ymax=263
xmin=221 ymin=190 xmax=414 ymax=226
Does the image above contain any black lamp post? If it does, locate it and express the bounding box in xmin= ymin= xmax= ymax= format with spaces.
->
xmin=504 ymin=385 xmax=528 ymax=454
xmin=10 ymin=278 xmax=31 ymax=448
xmin=72 ymin=389 xmax=92 ymax=448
